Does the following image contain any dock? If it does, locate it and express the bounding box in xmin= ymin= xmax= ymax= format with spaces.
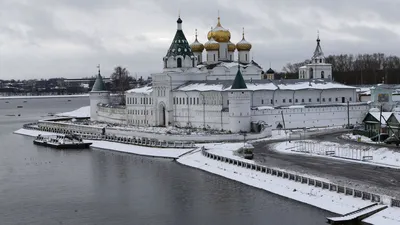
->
xmin=326 ymin=203 xmax=388 ymax=224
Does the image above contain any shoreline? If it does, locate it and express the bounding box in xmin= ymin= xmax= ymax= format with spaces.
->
xmin=0 ymin=94 xmax=88 ymax=100
xmin=13 ymin=128 xmax=400 ymax=225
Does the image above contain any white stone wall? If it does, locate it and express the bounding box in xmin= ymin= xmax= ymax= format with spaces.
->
xmin=97 ymin=106 xmax=126 ymax=124
xmin=252 ymin=104 xmax=369 ymax=129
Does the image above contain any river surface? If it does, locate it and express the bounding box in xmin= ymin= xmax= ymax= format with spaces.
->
xmin=0 ymin=97 xmax=334 ymax=225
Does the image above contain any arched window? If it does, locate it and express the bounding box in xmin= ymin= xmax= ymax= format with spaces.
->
xmin=213 ymin=54 xmax=216 ymax=61
xmin=245 ymin=54 xmax=248 ymax=62
xmin=164 ymin=59 xmax=167 ymax=68
xmin=321 ymin=71 xmax=325 ymax=79
xmin=192 ymin=58 xmax=195 ymax=67
xmin=177 ymin=58 xmax=182 ymax=68
xmin=309 ymin=68 xmax=314 ymax=79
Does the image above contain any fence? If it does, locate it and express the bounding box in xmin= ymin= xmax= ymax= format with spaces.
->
xmin=200 ymin=148 xmax=400 ymax=208
xmin=22 ymin=122 xmax=196 ymax=149
xmin=293 ymin=141 xmax=373 ymax=161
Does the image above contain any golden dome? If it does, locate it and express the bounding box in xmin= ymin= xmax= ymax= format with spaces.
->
xmin=228 ymin=41 xmax=236 ymax=51
xmin=236 ymin=28 xmax=252 ymax=51
xmin=190 ymin=29 xmax=204 ymax=52
xmin=207 ymin=17 xmax=231 ymax=43
xmin=204 ymin=37 xmax=220 ymax=51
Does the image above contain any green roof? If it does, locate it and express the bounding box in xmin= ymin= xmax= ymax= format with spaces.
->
xmin=91 ymin=73 xmax=106 ymax=92
xmin=165 ymin=18 xmax=194 ymax=59
xmin=231 ymin=67 xmax=247 ymax=89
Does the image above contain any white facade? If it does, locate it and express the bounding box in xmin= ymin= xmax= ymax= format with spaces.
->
xmin=90 ymin=16 xmax=371 ymax=132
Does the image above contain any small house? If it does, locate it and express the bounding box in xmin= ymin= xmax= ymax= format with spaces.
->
xmin=362 ymin=111 xmax=392 ymax=134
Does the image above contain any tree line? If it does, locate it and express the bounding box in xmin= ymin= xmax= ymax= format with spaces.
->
xmin=282 ymin=53 xmax=400 ymax=85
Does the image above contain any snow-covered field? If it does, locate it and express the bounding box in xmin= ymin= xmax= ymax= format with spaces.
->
xmin=14 ymin=128 xmax=192 ymax=159
xmin=0 ymin=94 xmax=88 ymax=100
xmin=274 ymin=140 xmax=400 ymax=168
xmin=56 ymin=106 xmax=90 ymax=118
xmin=177 ymin=149 xmax=400 ymax=225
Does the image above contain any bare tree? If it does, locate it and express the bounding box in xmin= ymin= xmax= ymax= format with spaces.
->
xmin=111 ymin=66 xmax=131 ymax=105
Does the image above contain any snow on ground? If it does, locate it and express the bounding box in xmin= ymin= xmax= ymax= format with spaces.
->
xmin=273 ymin=140 xmax=400 ymax=168
xmin=0 ymin=94 xmax=88 ymax=100
xmin=62 ymin=119 xmax=233 ymax=136
xmin=177 ymin=150 xmax=373 ymax=215
xmin=201 ymin=142 xmax=333 ymax=183
xmin=56 ymin=106 xmax=90 ymax=118
xmin=14 ymin=128 xmax=192 ymax=159
xmin=342 ymin=133 xmax=383 ymax=144
xmin=363 ymin=207 xmax=400 ymax=225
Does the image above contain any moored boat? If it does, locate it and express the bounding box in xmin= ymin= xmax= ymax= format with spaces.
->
xmin=33 ymin=134 xmax=92 ymax=149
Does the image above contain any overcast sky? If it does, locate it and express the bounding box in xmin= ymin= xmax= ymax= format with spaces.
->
xmin=1 ymin=0 xmax=400 ymax=80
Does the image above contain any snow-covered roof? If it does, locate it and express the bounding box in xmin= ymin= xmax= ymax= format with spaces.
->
xmin=177 ymin=83 xmax=224 ymax=92
xmin=174 ymin=79 xmax=356 ymax=92
xmin=367 ymin=112 xmax=392 ymax=125
xmin=126 ymin=86 xmax=152 ymax=95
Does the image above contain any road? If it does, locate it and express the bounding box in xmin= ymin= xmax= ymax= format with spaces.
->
xmin=253 ymin=135 xmax=400 ymax=198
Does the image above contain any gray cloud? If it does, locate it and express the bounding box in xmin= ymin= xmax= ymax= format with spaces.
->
xmin=0 ymin=0 xmax=399 ymax=79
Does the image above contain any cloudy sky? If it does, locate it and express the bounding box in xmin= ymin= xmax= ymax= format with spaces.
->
xmin=0 ymin=0 xmax=400 ymax=80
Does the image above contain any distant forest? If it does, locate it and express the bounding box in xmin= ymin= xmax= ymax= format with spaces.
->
xmin=280 ymin=53 xmax=400 ymax=85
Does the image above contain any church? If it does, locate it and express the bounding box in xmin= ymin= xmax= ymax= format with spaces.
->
xmin=89 ymin=16 xmax=369 ymax=132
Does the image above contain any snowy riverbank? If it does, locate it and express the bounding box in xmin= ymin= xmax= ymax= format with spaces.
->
xmin=273 ymin=140 xmax=400 ymax=168
xmin=56 ymin=106 xmax=90 ymax=118
xmin=14 ymin=128 xmax=192 ymax=159
xmin=177 ymin=147 xmax=400 ymax=225
xmin=0 ymin=94 xmax=88 ymax=100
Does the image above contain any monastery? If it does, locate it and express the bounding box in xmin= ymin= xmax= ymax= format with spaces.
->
xmin=89 ymin=16 xmax=370 ymax=132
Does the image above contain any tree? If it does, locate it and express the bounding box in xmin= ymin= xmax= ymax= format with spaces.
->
xmin=111 ymin=66 xmax=131 ymax=105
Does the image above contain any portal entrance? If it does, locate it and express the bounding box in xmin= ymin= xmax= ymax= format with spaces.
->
xmin=158 ymin=103 xmax=166 ymax=127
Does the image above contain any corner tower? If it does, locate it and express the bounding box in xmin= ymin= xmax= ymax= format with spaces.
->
xmin=163 ymin=17 xmax=196 ymax=69
xmin=90 ymin=65 xmax=110 ymax=121
xmin=228 ymin=65 xmax=251 ymax=133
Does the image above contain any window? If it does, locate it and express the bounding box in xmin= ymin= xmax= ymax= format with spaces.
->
xmin=295 ymin=99 xmax=298 ymax=103
xmin=179 ymin=98 xmax=182 ymax=104
xmin=329 ymin=98 xmax=331 ymax=102
xmin=173 ymin=97 xmax=175 ymax=104
xmin=289 ymin=99 xmax=292 ymax=103
xmin=214 ymin=54 xmax=216 ymax=61
xmin=227 ymin=100 xmax=229 ymax=105
xmin=309 ymin=98 xmax=312 ymax=102
xmin=322 ymin=98 xmax=325 ymax=102
xmin=183 ymin=98 xmax=185 ymax=104
xmin=177 ymin=58 xmax=182 ymax=68
xmin=349 ymin=97 xmax=352 ymax=101
xmin=321 ymin=71 xmax=325 ymax=79
xmin=302 ymin=99 xmax=304 ymax=103
xmin=270 ymin=99 xmax=273 ymax=104
xmin=335 ymin=98 xmax=338 ymax=102
xmin=190 ymin=98 xmax=192 ymax=105
xmin=261 ymin=100 xmax=264 ymax=104
xmin=245 ymin=54 xmax=248 ymax=62
xmin=320 ymin=59 xmax=322 ymax=63
xmin=197 ymin=98 xmax=199 ymax=104
xmin=317 ymin=98 xmax=320 ymax=102
xmin=283 ymin=99 xmax=286 ymax=103
xmin=309 ymin=68 xmax=314 ymax=79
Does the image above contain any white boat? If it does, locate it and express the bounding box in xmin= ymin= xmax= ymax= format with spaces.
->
xmin=33 ymin=134 xmax=92 ymax=149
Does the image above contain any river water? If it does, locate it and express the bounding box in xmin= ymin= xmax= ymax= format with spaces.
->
xmin=0 ymin=97 xmax=334 ymax=225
